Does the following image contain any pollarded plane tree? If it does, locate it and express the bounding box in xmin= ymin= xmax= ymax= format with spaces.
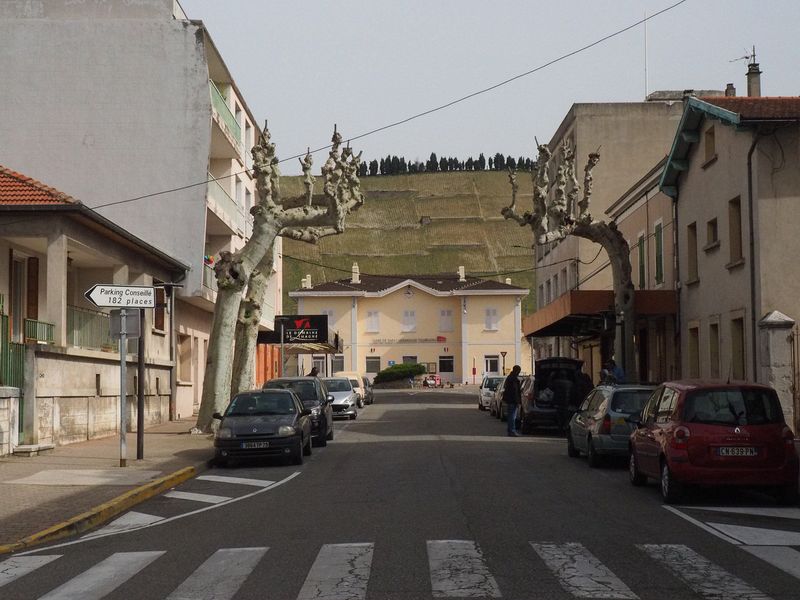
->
xmin=501 ymin=140 xmax=636 ymax=376
xmin=195 ymin=124 xmax=364 ymax=432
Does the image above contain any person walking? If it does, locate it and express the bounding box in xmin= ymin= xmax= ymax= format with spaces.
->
xmin=503 ymin=365 xmax=522 ymax=436
xmin=307 ymin=366 xmax=319 ymax=377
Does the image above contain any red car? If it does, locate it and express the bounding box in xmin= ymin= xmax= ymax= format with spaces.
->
xmin=629 ymin=380 xmax=799 ymax=504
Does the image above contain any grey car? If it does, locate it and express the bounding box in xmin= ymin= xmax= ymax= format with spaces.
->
xmin=322 ymin=377 xmax=359 ymax=420
xmin=567 ymin=384 xmax=656 ymax=467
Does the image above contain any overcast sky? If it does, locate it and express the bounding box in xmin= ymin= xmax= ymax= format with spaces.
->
xmin=179 ymin=0 xmax=798 ymax=174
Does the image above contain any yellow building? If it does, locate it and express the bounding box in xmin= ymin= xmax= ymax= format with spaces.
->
xmin=290 ymin=265 xmax=530 ymax=384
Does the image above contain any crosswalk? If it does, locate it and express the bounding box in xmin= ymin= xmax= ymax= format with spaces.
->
xmin=2 ymin=539 xmax=797 ymax=599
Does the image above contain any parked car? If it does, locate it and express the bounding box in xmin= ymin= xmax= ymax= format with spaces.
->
xmin=334 ymin=371 xmax=367 ymax=408
xmin=628 ymin=381 xmax=799 ymax=504
xmin=567 ymin=384 xmax=656 ymax=467
xmin=361 ymin=376 xmax=375 ymax=405
xmin=213 ymin=389 xmax=312 ymax=466
xmin=491 ymin=374 xmax=529 ymax=428
xmin=322 ymin=377 xmax=359 ymax=420
xmin=478 ymin=376 xmax=504 ymax=411
xmin=263 ymin=377 xmax=334 ymax=446
xmin=520 ymin=357 xmax=589 ymax=433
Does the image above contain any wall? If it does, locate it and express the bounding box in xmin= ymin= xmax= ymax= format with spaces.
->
xmin=0 ymin=387 xmax=20 ymax=456
xmin=174 ymin=300 xmax=213 ymax=419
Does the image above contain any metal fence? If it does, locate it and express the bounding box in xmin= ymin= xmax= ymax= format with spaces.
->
xmin=67 ymin=305 xmax=114 ymax=351
xmin=0 ymin=314 xmax=24 ymax=389
xmin=24 ymin=318 xmax=54 ymax=344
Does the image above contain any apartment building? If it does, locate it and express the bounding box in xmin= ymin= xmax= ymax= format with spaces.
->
xmin=0 ymin=0 xmax=281 ymax=420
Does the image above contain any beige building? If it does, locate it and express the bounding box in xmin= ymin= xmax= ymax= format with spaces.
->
xmin=661 ymin=78 xmax=800 ymax=428
xmin=290 ymin=265 xmax=529 ymax=383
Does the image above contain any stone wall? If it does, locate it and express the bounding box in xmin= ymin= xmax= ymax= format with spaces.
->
xmin=0 ymin=387 xmax=20 ymax=456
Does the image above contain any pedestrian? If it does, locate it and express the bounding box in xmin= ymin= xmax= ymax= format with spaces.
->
xmin=606 ymin=359 xmax=625 ymax=383
xmin=307 ymin=366 xmax=319 ymax=377
xmin=503 ymin=365 xmax=522 ymax=436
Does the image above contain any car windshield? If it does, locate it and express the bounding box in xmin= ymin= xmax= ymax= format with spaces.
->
xmin=226 ymin=392 xmax=295 ymax=416
xmin=323 ymin=379 xmax=352 ymax=392
xmin=610 ymin=390 xmax=652 ymax=414
xmin=349 ymin=378 xmax=361 ymax=389
xmin=683 ymin=388 xmax=783 ymax=425
xmin=485 ymin=377 xmax=503 ymax=390
xmin=264 ymin=380 xmax=320 ymax=406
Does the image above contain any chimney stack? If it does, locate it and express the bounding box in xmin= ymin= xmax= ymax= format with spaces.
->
xmin=457 ymin=266 xmax=466 ymax=282
xmin=505 ymin=278 xmax=512 ymax=285
xmin=351 ymin=262 xmax=360 ymax=284
xmin=725 ymin=83 xmax=736 ymax=97
xmin=746 ymin=62 xmax=762 ymax=97
xmin=302 ymin=274 xmax=311 ymax=289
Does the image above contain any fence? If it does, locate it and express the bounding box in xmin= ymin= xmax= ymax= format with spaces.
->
xmin=24 ymin=318 xmax=54 ymax=344
xmin=67 ymin=305 xmax=114 ymax=351
xmin=0 ymin=314 xmax=24 ymax=389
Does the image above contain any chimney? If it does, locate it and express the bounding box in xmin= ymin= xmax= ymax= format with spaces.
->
xmin=302 ymin=274 xmax=311 ymax=289
xmin=505 ymin=278 xmax=512 ymax=285
xmin=457 ymin=266 xmax=466 ymax=282
xmin=746 ymin=60 xmax=762 ymax=97
xmin=725 ymin=83 xmax=736 ymax=97
xmin=351 ymin=262 xmax=360 ymax=284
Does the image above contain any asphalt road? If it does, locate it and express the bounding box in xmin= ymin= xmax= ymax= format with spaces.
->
xmin=4 ymin=390 xmax=800 ymax=599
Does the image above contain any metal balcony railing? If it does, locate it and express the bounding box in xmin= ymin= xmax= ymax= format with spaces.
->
xmin=67 ymin=305 xmax=114 ymax=351
xmin=207 ymin=173 xmax=245 ymax=233
xmin=203 ymin=263 xmax=218 ymax=292
xmin=209 ymin=80 xmax=242 ymax=147
xmin=0 ymin=314 xmax=24 ymax=389
xmin=24 ymin=318 xmax=54 ymax=344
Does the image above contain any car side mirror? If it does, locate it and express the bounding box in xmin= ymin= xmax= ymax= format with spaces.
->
xmin=212 ymin=412 xmax=224 ymax=420
xmin=327 ymin=394 xmax=334 ymax=403
xmin=301 ymin=408 xmax=312 ymax=416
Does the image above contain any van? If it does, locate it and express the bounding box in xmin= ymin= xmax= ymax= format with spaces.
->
xmin=333 ymin=371 xmax=369 ymax=407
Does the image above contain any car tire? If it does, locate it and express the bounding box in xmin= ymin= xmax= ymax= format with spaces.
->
xmin=567 ymin=433 xmax=580 ymax=458
xmin=326 ymin=425 xmax=334 ymax=441
xmin=500 ymin=405 xmax=507 ymax=422
xmin=291 ymin=439 xmax=304 ymax=465
xmin=775 ymin=483 xmax=799 ymax=506
xmin=214 ymin=454 xmax=228 ymax=468
xmin=350 ymin=411 xmax=357 ymax=420
xmin=587 ymin=438 xmax=602 ymax=468
xmin=303 ymin=435 xmax=313 ymax=456
xmin=357 ymin=398 xmax=364 ymax=409
xmin=478 ymin=402 xmax=485 ymax=411
xmin=660 ymin=460 xmax=683 ymax=504
xmin=629 ymin=451 xmax=646 ymax=486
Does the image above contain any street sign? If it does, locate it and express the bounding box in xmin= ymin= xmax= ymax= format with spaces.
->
xmin=84 ymin=284 xmax=155 ymax=308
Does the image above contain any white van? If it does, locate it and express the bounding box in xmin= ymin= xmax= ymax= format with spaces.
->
xmin=334 ymin=371 xmax=368 ymax=407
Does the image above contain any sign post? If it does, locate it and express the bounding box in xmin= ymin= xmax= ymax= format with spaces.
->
xmin=119 ymin=309 xmax=128 ymax=467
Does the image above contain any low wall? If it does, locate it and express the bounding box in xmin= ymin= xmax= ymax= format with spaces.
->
xmin=0 ymin=387 xmax=20 ymax=456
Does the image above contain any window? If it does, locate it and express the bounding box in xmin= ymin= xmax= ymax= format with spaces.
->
xmin=537 ymin=284 xmax=544 ymax=309
xmin=688 ymin=326 xmax=700 ymax=378
xmin=655 ymin=388 xmax=678 ymax=424
xmin=401 ymin=310 xmax=416 ymax=332
xmin=704 ymin=125 xmax=716 ymax=163
xmin=731 ymin=317 xmax=745 ymax=380
xmin=245 ymin=189 xmax=252 ymax=217
xmin=638 ymin=234 xmax=646 ymax=289
xmin=687 ymin=222 xmax=698 ymax=282
xmin=321 ymin=308 xmax=334 ymax=324
xmin=366 ymin=310 xmax=380 ymax=333
xmin=485 ymin=355 xmax=499 ymax=374
xmin=545 ymin=280 xmax=552 ymax=305
xmin=654 ymin=222 xmax=664 ymax=284
xmin=560 ymin=268 xmax=568 ymax=294
xmin=553 ymin=274 xmax=559 ymax=298
xmin=439 ymin=309 xmax=453 ymax=332
xmin=331 ymin=354 xmax=344 ymax=373
xmin=706 ymin=218 xmax=718 ymax=248
xmin=484 ymin=308 xmax=498 ymax=331
xmin=709 ymin=322 xmax=720 ymax=378
xmin=235 ymin=176 xmax=243 ymax=205
xmin=570 ymin=262 xmax=579 ymax=289
xmin=402 ymin=356 xmax=417 ymax=364
xmin=439 ymin=356 xmax=454 ymax=373
xmin=728 ymin=197 xmax=743 ymax=265
xmin=365 ymin=356 xmax=381 ymax=373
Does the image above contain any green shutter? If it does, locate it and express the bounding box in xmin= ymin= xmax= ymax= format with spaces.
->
xmin=638 ymin=235 xmax=645 ymax=289
xmin=655 ymin=224 xmax=664 ymax=284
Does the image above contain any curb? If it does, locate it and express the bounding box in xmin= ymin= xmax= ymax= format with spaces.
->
xmin=0 ymin=466 xmax=198 ymax=555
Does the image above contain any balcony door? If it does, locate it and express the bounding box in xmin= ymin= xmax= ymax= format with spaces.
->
xmin=10 ymin=257 xmax=25 ymax=342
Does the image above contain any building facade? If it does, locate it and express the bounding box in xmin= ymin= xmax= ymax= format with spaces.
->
xmin=290 ymin=265 xmax=530 ymax=383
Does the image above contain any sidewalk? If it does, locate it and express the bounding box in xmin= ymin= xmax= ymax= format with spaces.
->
xmin=0 ymin=419 xmax=214 ymax=552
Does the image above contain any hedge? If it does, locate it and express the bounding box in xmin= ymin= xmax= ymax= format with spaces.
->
xmin=373 ymin=362 xmax=427 ymax=384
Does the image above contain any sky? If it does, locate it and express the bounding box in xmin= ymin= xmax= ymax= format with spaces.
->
xmin=179 ymin=0 xmax=799 ymax=175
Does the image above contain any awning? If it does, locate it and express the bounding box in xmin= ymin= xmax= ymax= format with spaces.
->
xmin=523 ymin=290 xmax=677 ymax=338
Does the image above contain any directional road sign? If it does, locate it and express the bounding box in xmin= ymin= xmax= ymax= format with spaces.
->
xmin=84 ymin=284 xmax=156 ymax=308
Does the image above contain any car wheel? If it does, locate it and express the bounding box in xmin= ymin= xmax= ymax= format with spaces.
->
xmin=500 ymin=405 xmax=507 ymax=422
xmin=587 ymin=438 xmax=602 ymax=468
xmin=660 ymin=460 xmax=683 ymax=504
xmin=303 ymin=435 xmax=313 ymax=456
xmin=326 ymin=424 xmax=334 ymax=441
xmin=567 ymin=433 xmax=580 ymax=458
xmin=214 ymin=454 xmax=228 ymax=468
xmin=629 ymin=451 xmax=646 ymax=486
xmin=478 ymin=402 xmax=485 ymax=411
xmin=775 ymin=483 xmax=799 ymax=506
xmin=291 ymin=439 xmax=304 ymax=465
xmin=357 ymin=398 xmax=364 ymax=409
xmin=350 ymin=411 xmax=357 ymax=420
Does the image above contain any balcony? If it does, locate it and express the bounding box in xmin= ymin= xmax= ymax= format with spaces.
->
xmin=207 ymin=173 xmax=245 ymax=234
xmin=24 ymin=319 xmax=54 ymax=344
xmin=203 ymin=264 xmax=218 ymax=292
xmin=67 ymin=305 xmax=114 ymax=352
xmin=209 ymin=80 xmax=243 ymax=158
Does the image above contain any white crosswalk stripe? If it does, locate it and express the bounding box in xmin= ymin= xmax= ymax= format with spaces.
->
xmin=638 ymin=544 xmax=773 ymax=600
xmin=742 ymin=546 xmax=800 ymax=581
xmin=81 ymin=511 xmax=163 ymax=539
xmin=38 ymin=551 xmax=164 ymax=600
xmin=427 ymin=540 xmax=501 ymax=598
xmin=166 ymin=547 xmax=268 ymax=600
xmin=196 ymin=474 xmax=276 ymax=487
xmin=164 ymin=490 xmax=232 ymax=504
xmin=297 ymin=543 xmax=374 ymax=600
xmin=0 ymin=555 xmax=61 ymax=588
xmin=531 ymin=542 xmax=638 ymax=599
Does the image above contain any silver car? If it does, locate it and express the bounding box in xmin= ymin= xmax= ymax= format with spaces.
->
xmin=567 ymin=384 xmax=656 ymax=467
xmin=478 ymin=376 xmax=504 ymax=411
xmin=322 ymin=377 xmax=359 ymax=420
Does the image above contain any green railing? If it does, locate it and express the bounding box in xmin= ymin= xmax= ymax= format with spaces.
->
xmin=24 ymin=318 xmax=54 ymax=344
xmin=207 ymin=172 xmax=245 ymax=232
xmin=203 ymin=263 xmax=218 ymax=292
xmin=67 ymin=305 xmax=114 ymax=351
xmin=209 ymin=80 xmax=242 ymax=146
xmin=0 ymin=314 xmax=24 ymax=389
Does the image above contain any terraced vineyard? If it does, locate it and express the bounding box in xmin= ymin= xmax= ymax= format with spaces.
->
xmin=280 ymin=171 xmax=537 ymax=314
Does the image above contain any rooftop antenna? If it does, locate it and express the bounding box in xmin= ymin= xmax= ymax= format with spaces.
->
xmin=729 ymin=46 xmax=755 ymax=64
xmin=644 ymin=9 xmax=648 ymax=99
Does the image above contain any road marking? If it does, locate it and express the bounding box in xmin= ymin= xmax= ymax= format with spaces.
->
xmin=164 ymin=491 xmax=232 ymax=504
xmin=166 ymin=547 xmax=268 ymax=600
xmin=38 ymin=551 xmax=164 ymax=600
xmin=638 ymin=544 xmax=772 ymax=600
xmin=196 ymin=475 xmax=276 ymax=487
xmin=662 ymin=506 xmax=742 ymax=545
xmin=296 ymin=543 xmax=374 ymax=600
xmin=0 ymin=555 xmax=60 ymax=588
xmin=707 ymin=522 xmax=800 ymax=546
xmin=742 ymin=546 xmax=800 ymax=580
xmin=82 ymin=511 xmax=163 ymax=539
xmin=531 ymin=542 xmax=638 ymax=599
xmin=680 ymin=506 xmax=800 ymax=520
xmin=427 ymin=540 xmax=501 ymax=598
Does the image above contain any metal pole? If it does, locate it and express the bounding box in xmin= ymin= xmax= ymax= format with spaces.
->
xmin=137 ymin=307 xmax=145 ymax=460
xmin=169 ymin=287 xmax=177 ymax=421
xmin=280 ymin=320 xmax=285 ymax=377
xmin=119 ymin=308 xmax=128 ymax=467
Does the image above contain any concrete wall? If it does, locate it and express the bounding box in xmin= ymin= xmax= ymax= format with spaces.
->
xmin=0 ymin=387 xmax=20 ymax=456
xmin=174 ymin=299 xmax=213 ymax=420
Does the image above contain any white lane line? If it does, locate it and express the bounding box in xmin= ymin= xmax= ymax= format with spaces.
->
xmin=531 ymin=542 xmax=638 ymax=599
xmin=427 ymin=540 xmax=501 ymax=598
xmin=164 ymin=491 xmax=232 ymax=504
xmin=662 ymin=506 xmax=742 ymax=545
xmin=82 ymin=511 xmax=163 ymax=539
xmin=38 ymin=551 xmax=164 ymax=600
xmin=0 ymin=555 xmax=61 ymax=588
xmin=166 ymin=547 xmax=268 ymax=600
xmin=680 ymin=506 xmax=800 ymax=520
xmin=196 ymin=475 xmax=276 ymax=487
xmin=638 ymin=544 xmax=772 ymax=600
xmin=296 ymin=543 xmax=374 ymax=600
xmin=707 ymin=523 xmax=800 ymax=546
xmin=742 ymin=546 xmax=800 ymax=580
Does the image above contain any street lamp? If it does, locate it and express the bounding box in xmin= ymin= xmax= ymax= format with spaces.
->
xmin=500 ymin=351 xmax=507 ymax=374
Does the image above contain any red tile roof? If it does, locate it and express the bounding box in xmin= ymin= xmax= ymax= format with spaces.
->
xmin=700 ymin=96 xmax=800 ymax=121
xmin=0 ymin=165 xmax=78 ymax=205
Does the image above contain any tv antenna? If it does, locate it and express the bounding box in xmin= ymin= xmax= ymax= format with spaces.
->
xmin=730 ymin=45 xmax=756 ymax=64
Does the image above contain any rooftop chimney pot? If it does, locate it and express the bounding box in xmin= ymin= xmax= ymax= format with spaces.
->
xmin=725 ymin=83 xmax=736 ymax=97
xmin=746 ymin=62 xmax=762 ymax=98
xmin=505 ymin=278 xmax=512 ymax=285
xmin=457 ymin=266 xmax=466 ymax=282
xmin=351 ymin=262 xmax=360 ymax=284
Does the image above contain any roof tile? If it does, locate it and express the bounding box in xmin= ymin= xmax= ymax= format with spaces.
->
xmin=300 ymin=273 xmax=525 ymax=293
xmin=0 ymin=165 xmax=78 ymax=205
xmin=700 ymin=96 xmax=800 ymax=121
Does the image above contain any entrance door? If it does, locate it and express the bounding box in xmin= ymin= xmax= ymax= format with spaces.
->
xmin=484 ymin=355 xmax=499 ymax=375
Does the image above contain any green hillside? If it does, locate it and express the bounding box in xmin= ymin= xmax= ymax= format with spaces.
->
xmin=280 ymin=171 xmax=537 ymax=314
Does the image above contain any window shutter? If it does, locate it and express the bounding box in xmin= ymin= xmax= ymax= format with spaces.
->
xmin=26 ymin=257 xmax=39 ymax=319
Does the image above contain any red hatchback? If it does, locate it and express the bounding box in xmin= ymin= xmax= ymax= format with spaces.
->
xmin=629 ymin=381 xmax=799 ymax=504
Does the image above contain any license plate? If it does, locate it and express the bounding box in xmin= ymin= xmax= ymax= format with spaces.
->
xmin=718 ymin=446 xmax=757 ymax=456
xmin=241 ymin=441 xmax=269 ymax=449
